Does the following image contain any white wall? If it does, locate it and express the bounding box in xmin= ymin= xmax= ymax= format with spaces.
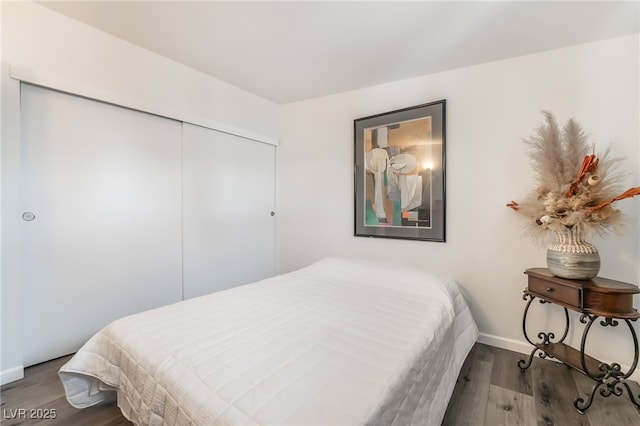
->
xmin=0 ymin=1 xmax=279 ymax=383
xmin=2 ymin=1 xmax=279 ymax=141
xmin=278 ymin=34 xmax=640 ymax=375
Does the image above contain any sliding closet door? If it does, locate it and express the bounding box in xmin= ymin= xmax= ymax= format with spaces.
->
xmin=182 ymin=123 xmax=276 ymax=299
xmin=20 ymin=84 xmax=182 ymax=366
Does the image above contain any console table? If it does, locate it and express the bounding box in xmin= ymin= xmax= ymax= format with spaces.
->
xmin=518 ymin=267 xmax=640 ymax=413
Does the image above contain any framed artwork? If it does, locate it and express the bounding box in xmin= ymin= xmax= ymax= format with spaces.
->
xmin=354 ymin=100 xmax=446 ymax=241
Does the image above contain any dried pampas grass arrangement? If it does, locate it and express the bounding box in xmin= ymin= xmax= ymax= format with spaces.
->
xmin=507 ymin=112 xmax=640 ymax=244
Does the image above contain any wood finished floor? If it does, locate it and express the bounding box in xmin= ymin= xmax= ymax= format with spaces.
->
xmin=1 ymin=343 xmax=639 ymax=425
xmin=442 ymin=343 xmax=640 ymax=426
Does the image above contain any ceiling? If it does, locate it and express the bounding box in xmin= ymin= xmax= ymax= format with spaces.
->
xmin=38 ymin=1 xmax=640 ymax=104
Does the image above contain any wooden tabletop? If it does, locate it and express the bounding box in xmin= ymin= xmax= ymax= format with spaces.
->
xmin=526 ymin=268 xmax=640 ymax=294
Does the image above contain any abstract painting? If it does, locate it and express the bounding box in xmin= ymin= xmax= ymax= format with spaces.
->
xmin=354 ymin=100 xmax=445 ymax=241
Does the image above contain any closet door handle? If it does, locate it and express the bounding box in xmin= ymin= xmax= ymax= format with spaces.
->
xmin=22 ymin=212 xmax=36 ymax=221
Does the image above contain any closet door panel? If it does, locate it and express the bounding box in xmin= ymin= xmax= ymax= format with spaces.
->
xmin=182 ymin=123 xmax=276 ymax=299
xmin=20 ymin=84 xmax=182 ymax=366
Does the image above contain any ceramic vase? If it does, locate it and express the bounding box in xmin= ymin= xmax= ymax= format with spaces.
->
xmin=546 ymin=227 xmax=600 ymax=280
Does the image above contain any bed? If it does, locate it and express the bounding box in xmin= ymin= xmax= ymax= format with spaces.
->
xmin=59 ymin=257 xmax=478 ymax=425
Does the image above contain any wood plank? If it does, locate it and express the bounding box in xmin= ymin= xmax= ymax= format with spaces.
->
xmin=571 ymin=369 xmax=640 ymax=425
xmin=491 ymin=346 xmax=534 ymax=396
xmin=484 ymin=384 xmax=536 ymax=426
xmin=531 ymin=358 xmax=591 ymax=425
xmin=441 ymin=343 xmax=494 ymax=425
xmin=1 ymin=395 xmax=128 ymax=426
xmin=0 ymin=355 xmax=131 ymax=426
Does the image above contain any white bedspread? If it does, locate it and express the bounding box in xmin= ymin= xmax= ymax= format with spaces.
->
xmin=59 ymin=257 xmax=478 ymax=425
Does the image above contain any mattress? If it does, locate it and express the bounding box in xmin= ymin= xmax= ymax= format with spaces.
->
xmin=59 ymin=257 xmax=478 ymax=425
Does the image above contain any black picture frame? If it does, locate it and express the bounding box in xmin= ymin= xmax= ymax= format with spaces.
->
xmin=354 ymin=100 xmax=446 ymax=241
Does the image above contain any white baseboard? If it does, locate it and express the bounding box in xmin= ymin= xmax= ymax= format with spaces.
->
xmin=0 ymin=365 xmax=24 ymax=386
xmin=478 ymin=332 xmax=532 ymax=355
xmin=478 ymin=332 xmax=640 ymax=383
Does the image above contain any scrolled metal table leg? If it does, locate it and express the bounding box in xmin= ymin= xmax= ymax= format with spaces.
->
xmin=518 ymin=293 xmax=537 ymax=371
xmin=518 ymin=346 xmax=540 ymax=372
xmin=574 ymin=381 xmax=605 ymax=414
xmin=558 ymin=306 xmax=570 ymax=344
xmin=521 ymin=293 xmax=536 ymax=346
xmin=518 ymin=294 xmax=570 ymax=372
xmin=575 ymin=315 xmax=640 ymax=412
xmin=620 ymin=381 xmax=640 ymax=410
xmin=620 ymin=319 xmax=640 ymax=410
